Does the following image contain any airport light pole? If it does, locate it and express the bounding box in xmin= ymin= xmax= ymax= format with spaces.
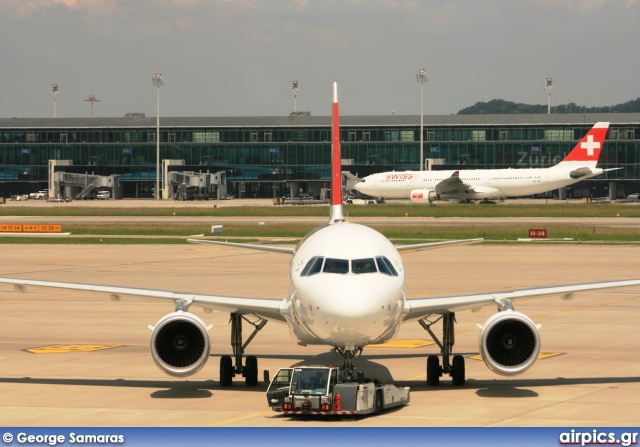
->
xmin=291 ymin=80 xmax=301 ymax=113
xmin=545 ymin=77 xmax=554 ymax=114
xmin=152 ymin=72 xmax=163 ymax=200
xmin=416 ymin=68 xmax=427 ymax=171
xmin=51 ymin=84 xmax=59 ymax=118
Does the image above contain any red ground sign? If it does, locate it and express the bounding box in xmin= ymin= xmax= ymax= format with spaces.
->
xmin=528 ymin=229 xmax=548 ymax=238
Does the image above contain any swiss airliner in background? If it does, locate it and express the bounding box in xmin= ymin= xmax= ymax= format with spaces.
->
xmin=1 ymin=85 xmax=639 ymax=389
xmin=355 ymin=122 xmax=617 ymax=202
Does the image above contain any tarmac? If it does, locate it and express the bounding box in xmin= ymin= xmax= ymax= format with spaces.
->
xmin=1 ymin=200 xmax=639 ymax=427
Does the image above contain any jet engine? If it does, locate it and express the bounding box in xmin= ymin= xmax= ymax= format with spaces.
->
xmin=410 ymin=189 xmax=437 ymax=203
xmin=149 ymin=311 xmax=211 ymax=377
xmin=478 ymin=310 xmax=540 ymax=376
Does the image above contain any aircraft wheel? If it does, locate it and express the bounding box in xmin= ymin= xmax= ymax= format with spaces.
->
xmin=220 ymin=355 xmax=233 ymax=387
xmin=245 ymin=355 xmax=258 ymax=387
xmin=451 ymin=355 xmax=465 ymax=386
xmin=426 ymin=355 xmax=440 ymax=386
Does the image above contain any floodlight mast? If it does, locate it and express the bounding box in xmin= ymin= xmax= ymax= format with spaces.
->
xmin=152 ymin=72 xmax=163 ymax=200
xmin=84 ymin=95 xmax=100 ymax=118
xmin=291 ymin=80 xmax=301 ymax=113
xmin=51 ymin=84 xmax=59 ymax=118
xmin=416 ymin=68 xmax=427 ymax=171
xmin=545 ymin=77 xmax=554 ymax=114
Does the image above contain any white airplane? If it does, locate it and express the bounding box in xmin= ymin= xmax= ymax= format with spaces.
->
xmin=354 ymin=122 xmax=618 ymax=202
xmin=1 ymin=85 xmax=640 ymax=388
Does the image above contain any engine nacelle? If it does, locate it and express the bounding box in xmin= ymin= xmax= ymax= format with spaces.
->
xmin=410 ymin=189 xmax=437 ymax=203
xmin=150 ymin=311 xmax=211 ymax=377
xmin=478 ymin=310 xmax=540 ymax=376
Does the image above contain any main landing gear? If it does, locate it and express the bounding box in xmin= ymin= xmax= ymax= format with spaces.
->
xmin=219 ymin=312 xmax=267 ymax=387
xmin=420 ymin=312 xmax=465 ymax=386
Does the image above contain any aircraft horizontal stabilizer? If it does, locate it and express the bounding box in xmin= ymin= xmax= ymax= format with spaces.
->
xmin=396 ymin=238 xmax=483 ymax=253
xmin=187 ymin=238 xmax=295 ymax=254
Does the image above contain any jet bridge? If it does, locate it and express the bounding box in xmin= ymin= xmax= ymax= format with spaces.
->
xmin=48 ymin=160 xmax=119 ymax=200
xmin=52 ymin=171 xmax=119 ymax=200
xmin=168 ymin=171 xmax=226 ymax=200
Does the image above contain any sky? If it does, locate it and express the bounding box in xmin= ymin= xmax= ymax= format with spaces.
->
xmin=0 ymin=0 xmax=638 ymax=119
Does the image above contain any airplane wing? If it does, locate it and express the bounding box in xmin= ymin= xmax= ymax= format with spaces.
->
xmin=0 ymin=277 xmax=288 ymax=322
xmin=187 ymin=238 xmax=295 ymax=254
xmin=403 ymin=278 xmax=640 ymax=322
xmin=395 ymin=238 xmax=484 ymax=252
xmin=434 ymin=171 xmax=469 ymax=194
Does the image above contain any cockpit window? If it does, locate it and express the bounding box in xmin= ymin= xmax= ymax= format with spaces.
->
xmin=300 ymin=256 xmax=396 ymax=276
xmin=376 ymin=256 xmax=398 ymax=276
xmin=301 ymin=257 xmax=324 ymax=276
xmin=322 ymin=258 xmax=349 ymax=274
xmin=352 ymin=258 xmax=377 ymax=274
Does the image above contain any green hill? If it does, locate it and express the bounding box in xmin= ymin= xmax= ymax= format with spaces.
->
xmin=457 ymin=97 xmax=640 ymax=114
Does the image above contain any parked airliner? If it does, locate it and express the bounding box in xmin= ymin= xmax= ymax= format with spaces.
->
xmin=355 ymin=122 xmax=617 ymax=202
xmin=1 ymin=85 xmax=639 ymax=388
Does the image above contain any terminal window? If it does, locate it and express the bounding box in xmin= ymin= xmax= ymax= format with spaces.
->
xmin=192 ymin=131 xmax=220 ymax=143
xmin=471 ymin=130 xmax=486 ymax=141
xmin=544 ymin=129 xmax=574 ymax=141
xmin=400 ymin=130 xmax=414 ymax=142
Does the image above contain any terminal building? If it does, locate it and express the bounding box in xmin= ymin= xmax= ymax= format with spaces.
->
xmin=1 ymin=113 xmax=639 ymax=200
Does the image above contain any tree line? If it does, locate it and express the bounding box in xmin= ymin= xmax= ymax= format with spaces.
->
xmin=457 ymin=97 xmax=640 ymax=114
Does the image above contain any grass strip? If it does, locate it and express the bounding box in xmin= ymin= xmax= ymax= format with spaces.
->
xmin=2 ymin=223 xmax=639 ymax=244
xmin=2 ymin=202 xmax=640 ymax=218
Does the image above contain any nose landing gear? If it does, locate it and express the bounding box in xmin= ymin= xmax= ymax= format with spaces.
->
xmin=334 ymin=346 xmax=363 ymax=381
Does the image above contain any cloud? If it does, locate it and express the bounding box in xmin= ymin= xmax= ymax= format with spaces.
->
xmin=529 ymin=0 xmax=608 ymax=14
xmin=3 ymin=0 xmax=120 ymax=16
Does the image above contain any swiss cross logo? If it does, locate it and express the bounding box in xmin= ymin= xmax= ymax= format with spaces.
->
xmin=581 ymin=134 xmax=600 ymax=156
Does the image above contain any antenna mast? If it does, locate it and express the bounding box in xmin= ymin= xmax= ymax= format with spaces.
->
xmin=84 ymin=95 xmax=101 ymax=118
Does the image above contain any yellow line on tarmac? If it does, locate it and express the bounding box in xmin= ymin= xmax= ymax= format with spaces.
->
xmin=627 ymin=296 xmax=640 ymax=301
xmin=563 ymin=307 xmax=587 ymax=312
xmin=211 ymin=410 xmax=271 ymax=426
xmin=468 ymin=352 xmax=562 ymax=361
xmin=26 ymin=344 xmax=122 ymax=354
xmin=537 ymin=352 xmax=563 ymax=359
xmin=369 ymin=339 xmax=435 ymax=349
xmin=370 ymin=331 xmax=472 ymax=349
xmin=531 ymin=313 xmax=553 ymax=319
xmin=595 ymin=300 xmax=619 ymax=307
xmin=405 ymin=374 xmax=427 ymax=380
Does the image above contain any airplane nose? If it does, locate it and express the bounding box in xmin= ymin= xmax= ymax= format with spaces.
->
xmin=298 ymin=278 xmax=404 ymax=345
xmin=321 ymin=280 xmax=387 ymax=313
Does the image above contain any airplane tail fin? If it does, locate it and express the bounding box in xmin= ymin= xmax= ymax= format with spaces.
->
xmin=329 ymin=82 xmax=345 ymax=224
xmin=554 ymin=122 xmax=609 ymax=169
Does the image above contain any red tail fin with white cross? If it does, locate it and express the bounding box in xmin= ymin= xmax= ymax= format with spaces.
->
xmin=556 ymin=122 xmax=609 ymax=168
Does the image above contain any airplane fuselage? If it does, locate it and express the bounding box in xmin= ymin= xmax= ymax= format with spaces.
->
xmin=355 ymin=164 xmax=604 ymax=200
xmin=283 ymin=222 xmax=407 ymax=348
